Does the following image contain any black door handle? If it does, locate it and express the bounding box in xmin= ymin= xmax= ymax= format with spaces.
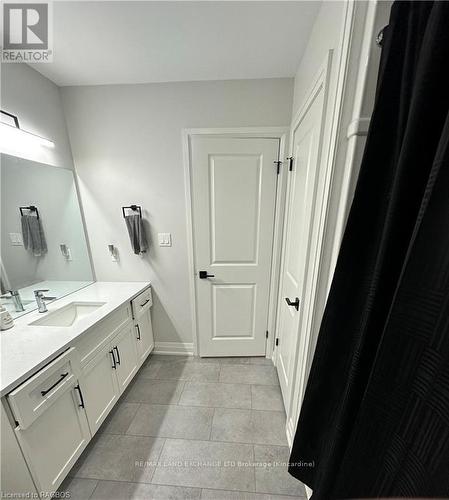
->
xmin=110 ymin=349 xmax=117 ymax=369
xmin=285 ymin=297 xmax=300 ymax=311
xmin=199 ymin=271 xmax=215 ymax=279
xmin=74 ymin=384 xmax=85 ymax=408
xmin=114 ymin=346 xmax=121 ymax=365
xmin=136 ymin=324 xmax=141 ymax=340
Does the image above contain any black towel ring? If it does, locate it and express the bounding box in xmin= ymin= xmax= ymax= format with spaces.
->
xmin=122 ymin=205 xmax=142 ymax=219
xmin=20 ymin=205 xmax=40 ymax=219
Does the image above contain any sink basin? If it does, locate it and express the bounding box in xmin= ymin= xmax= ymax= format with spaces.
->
xmin=30 ymin=302 xmax=106 ymax=327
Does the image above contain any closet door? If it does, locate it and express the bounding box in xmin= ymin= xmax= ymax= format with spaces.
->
xmin=276 ymin=76 xmax=327 ymax=418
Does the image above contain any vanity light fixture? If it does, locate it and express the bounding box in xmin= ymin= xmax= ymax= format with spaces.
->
xmin=0 ymin=110 xmax=55 ymax=152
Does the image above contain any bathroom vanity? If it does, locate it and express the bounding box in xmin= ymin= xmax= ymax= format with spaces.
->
xmin=0 ymin=281 xmax=154 ymax=495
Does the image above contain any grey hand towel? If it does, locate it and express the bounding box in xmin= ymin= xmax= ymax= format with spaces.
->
xmin=21 ymin=214 xmax=47 ymax=257
xmin=125 ymin=214 xmax=148 ymax=255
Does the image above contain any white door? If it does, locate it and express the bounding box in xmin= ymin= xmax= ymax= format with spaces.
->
xmin=113 ymin=325 xmax=139 ymax=393
xmin=276 ymin=86 xmax=326 ymax=409
xmin=191 ymin=136 xmax=279 ymax=356
xmin=15 ymin=383 xmax=90 ymax=492
xmin=135 ymin=310 xmax=154 ymax=366
xmin=82 ymin=344 xmax=120 ymax=435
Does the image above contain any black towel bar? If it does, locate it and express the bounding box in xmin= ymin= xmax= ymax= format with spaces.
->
xmin=122 ymin=205 xmax=142 ymax=218
xmin=19 ymin=205 xmax=40 ymax=219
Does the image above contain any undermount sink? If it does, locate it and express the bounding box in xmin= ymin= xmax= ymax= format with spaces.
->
xmin=29 ymin=302 xmax=106 ymax=327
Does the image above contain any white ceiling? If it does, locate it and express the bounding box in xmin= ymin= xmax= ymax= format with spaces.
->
xmin=31 ymin=1 xmax=321 ymax=86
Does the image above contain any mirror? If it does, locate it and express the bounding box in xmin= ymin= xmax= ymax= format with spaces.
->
xmin=1 ymin=153 xmax=94 ymax=319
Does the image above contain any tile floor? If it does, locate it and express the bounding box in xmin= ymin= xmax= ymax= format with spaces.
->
xmin=61 ymin=354 xmax=306 ymax=499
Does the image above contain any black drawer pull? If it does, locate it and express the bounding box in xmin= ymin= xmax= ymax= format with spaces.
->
xmin=41 ymin=372 xmax=69 ymax=396
xmin=136 ymin=324 xmax=141 ymax=340
xmin=114 ymin=346 xmax=121 ymax=365
xmin=110 ymin=350 xmax=117 ymax=369
xmin=140 ymin=299 xmax=150 ymax=308
xmin=74 ymin=384 xmax=85 ymax=408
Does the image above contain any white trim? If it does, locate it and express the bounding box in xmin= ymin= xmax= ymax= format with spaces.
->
xmin=153 ymin=342 xmax=194 ymax=356
xmin=182 ymin=127 xmax=289 ymax=358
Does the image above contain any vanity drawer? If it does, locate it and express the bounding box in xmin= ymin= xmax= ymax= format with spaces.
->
xmin=131 ymin=287 xmax=152 ymax=319
xmin=75 ymin=304 xmax=132 ymax=367
xmin=7 ymin=348 xmax=81 ymax=430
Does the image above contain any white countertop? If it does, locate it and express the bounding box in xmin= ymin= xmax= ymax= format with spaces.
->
xmin=0 ymin=281 xmax=151 ymax=397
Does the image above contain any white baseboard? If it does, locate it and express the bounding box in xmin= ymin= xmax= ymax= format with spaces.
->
xmin=153 ymin=342 xmax=194 ymax=355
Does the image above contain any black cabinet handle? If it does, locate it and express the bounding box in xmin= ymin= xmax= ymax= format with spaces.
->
xmin=110 ymin=349 xmax=117 ymax=369
xmin=285 ymin=297 xmax=300 ymax=311
xmin=136 ymin=324 xmax=141 ymax=340
xmin=199 ymin=271 xmax=215 ymax=279
xmin=74 ymin=384 xmax=85 ymax=408
xmin=41 ymin=372 xmax=69 ymax=396
xmin=114 ymin=346 xmax=121 ymax=365
xmin=140 ymin=299 xmax=150 ymax=308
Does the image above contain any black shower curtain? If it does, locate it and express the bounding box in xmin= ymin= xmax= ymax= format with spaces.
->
xmin=288 ymin=2 xmax=449 ymax=498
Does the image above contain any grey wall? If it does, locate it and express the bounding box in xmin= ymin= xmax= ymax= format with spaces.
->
xmin=61 ymin=78 xmax=294 ymax=346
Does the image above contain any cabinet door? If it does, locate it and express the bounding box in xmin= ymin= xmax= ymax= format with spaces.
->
xmin=113 ymin=325 xmax=139 ymax=394
xmin=135 ymin=309 xmax=154 ymax=366
xmin=82 ymin=345 xmax=120 ymax=435
xmin=15 ymin=383 xmax=90 ymax=493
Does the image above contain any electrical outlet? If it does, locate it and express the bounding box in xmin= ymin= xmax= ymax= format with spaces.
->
xmin=158 ymin=233 xmax=172 ymax=247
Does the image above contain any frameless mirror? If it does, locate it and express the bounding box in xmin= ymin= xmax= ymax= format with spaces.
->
xmin=1 ymin=153 xmax=94 ymax=319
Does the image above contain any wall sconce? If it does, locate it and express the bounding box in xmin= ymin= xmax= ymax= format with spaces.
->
xmin=108 ymin=244 xmax=118 ymax=262
xmin=60 ymin=244 xmax=72 ymax=261
xmin=0 ymin=110 xmax=55 ymax=153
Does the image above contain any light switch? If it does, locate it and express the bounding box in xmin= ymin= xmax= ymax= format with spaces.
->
xmin=158 ymin=233 xmax=172 ymax=247
xmin=9 ymin=233 xmax=23 ymax=246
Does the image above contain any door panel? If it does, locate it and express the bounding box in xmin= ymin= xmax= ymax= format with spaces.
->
xmin=83 ymin=345 xmax=119 ymax=435
xmin=114 ymin=325 xmax=139 ymax=393
xmin=277 ymin=88 xmax=326 ymax=411
xmin=191 ymin=137 xmax=279 ymax=356
xmin=15 ymin=385 xmax=90 ymax=492
xmin=135 ymin=309 xmax=154 ymax=366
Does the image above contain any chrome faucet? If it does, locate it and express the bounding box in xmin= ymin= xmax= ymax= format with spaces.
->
xmin=34 ymin=289 xmax=56 ymax=313
xmin=0 ymin=290 xmax=25 ymax=312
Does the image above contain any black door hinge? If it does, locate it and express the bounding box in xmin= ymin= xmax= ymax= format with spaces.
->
xmin=273 ymin=160 xmax=282 ymax=175
xmin=286 ymin=157 xmax=294 ymax=171
xmin=275 ymin=338 xmax=279 ymax=346
xmin=266 ymin=331 xmax=269 ymax=339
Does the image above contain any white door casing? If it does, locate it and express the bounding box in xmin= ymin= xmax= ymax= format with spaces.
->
xmin=276 ymin=65 xmax=329 ymax=416
xmin=190 ymin=136 xmax=280 ymax=356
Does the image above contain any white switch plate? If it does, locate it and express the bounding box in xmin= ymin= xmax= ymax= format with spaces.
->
xmin=9 ymin=233 xmax=23 ymax=246
xmin=158 ymin=233 xmax=172 ymax=247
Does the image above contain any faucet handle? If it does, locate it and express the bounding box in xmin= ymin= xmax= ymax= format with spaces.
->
xmin=34 ymin=289 xmax=49 ymax=296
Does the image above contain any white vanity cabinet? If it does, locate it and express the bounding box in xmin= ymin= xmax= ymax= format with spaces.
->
xmin=1 ymin=284 xmax=154 ymax=494
xmin=6 ymin=348 xmax=91 ymax=493
xmin=132 ymin=287 xmax=154 ymax=366
xmin=78 ymin=308 xmax=138 ymax=434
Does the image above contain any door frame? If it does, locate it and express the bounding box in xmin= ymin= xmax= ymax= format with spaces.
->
xmin=182 ymin=127 xmax=289 ymax=357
